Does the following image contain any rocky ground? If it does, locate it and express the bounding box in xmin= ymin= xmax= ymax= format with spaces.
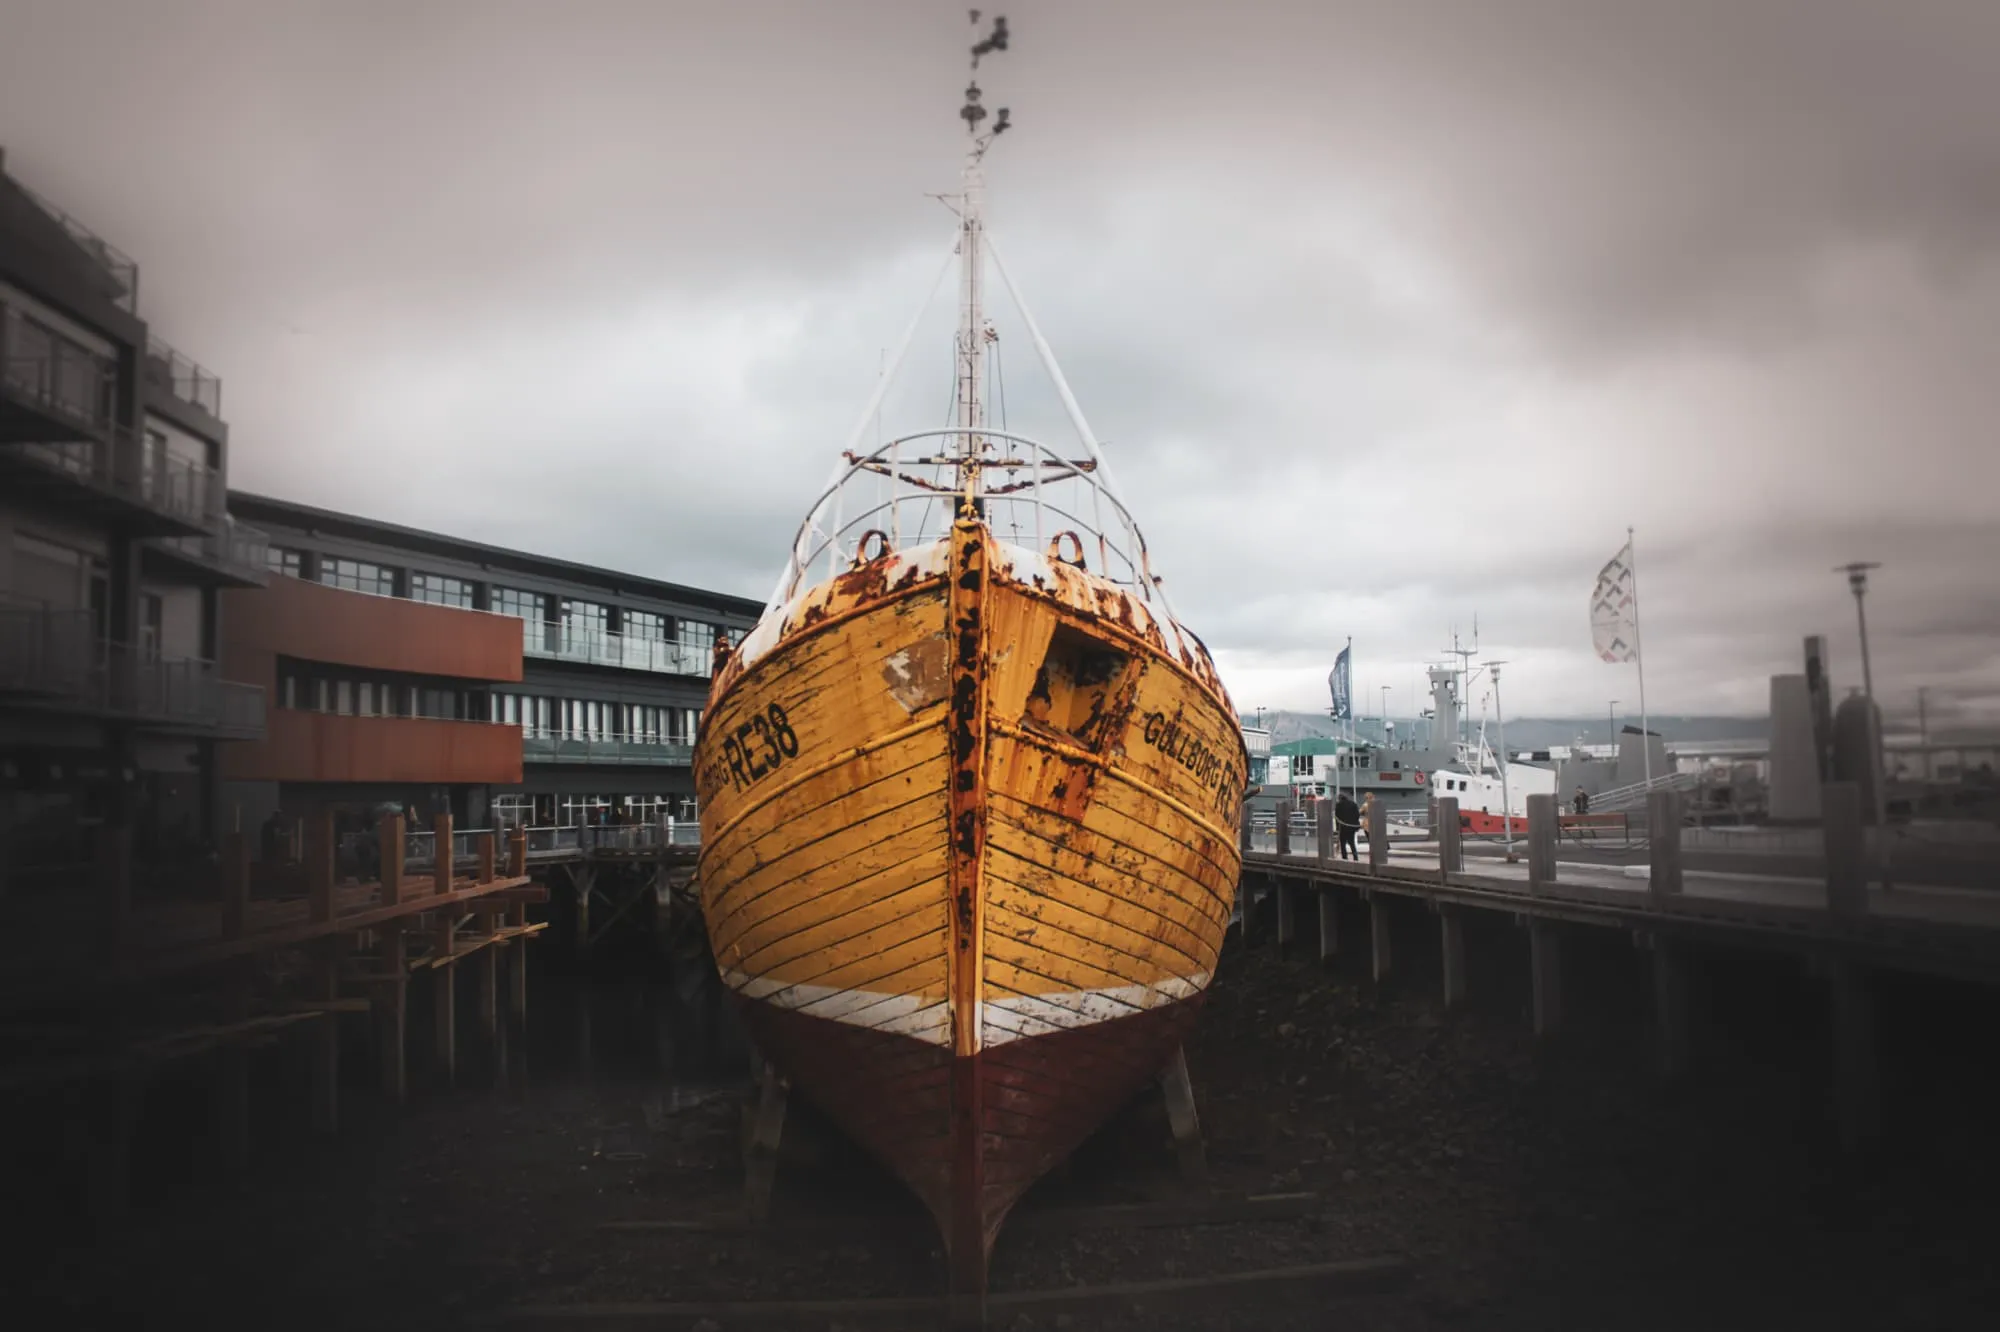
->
xmin=13 ymin=921 xmax=2000 ymax=1331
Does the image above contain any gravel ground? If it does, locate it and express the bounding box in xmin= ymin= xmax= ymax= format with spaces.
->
xmin=15 ymin=926 xmax=2000 ymax=1331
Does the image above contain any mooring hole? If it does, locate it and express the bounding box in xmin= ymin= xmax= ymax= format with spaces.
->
xmin=1022 ymin=623 xmax=1131 ymax=750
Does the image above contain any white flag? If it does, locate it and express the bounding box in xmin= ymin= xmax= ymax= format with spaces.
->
xmin=1591 ymin=540 xmax=1639 ymax=663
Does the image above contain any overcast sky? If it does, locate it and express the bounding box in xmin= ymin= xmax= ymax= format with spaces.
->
xmin=4 ymin=0 xmax=1996 ymax=728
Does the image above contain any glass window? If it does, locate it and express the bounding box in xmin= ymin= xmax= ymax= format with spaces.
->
xmin=265 ymin=546 xmax=305 ymax=578
xmin=411 ymin=572 xmax=474 ymax=608
xmin=679 ymin=620 xmax=716 ymax=657
xmin=625 ymin=610 xmax=666 ymax=641
xmin=491 ymin=586 xmax=545 ymax=621
xmin=334 ymin=680 xmax=353 ymax=715
xmin=318 ymin=557 xmax=395 ymax=596
xmin=561 ymin=599 xmax=607 ymax=651
xmin=358 ymin=681 xmax=376 ymax=716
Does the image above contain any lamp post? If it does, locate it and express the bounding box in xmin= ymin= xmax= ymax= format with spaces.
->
xmin=1381 ymin=686 xmax=1393 ymax=745
xmin=1489 ymin=661 xmax=1513 ymax=859
xmin=1835 ymin=561 xmax=1885 ymax=822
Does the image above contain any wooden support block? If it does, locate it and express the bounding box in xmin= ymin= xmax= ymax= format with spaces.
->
xmin=1369 ymin=895 xmax=1391 ymax=983
xmin=222 ymin=831 xmax=249 ymax=939
xmin=1436 ymin=797 xmax=1462 ymax=876
xmin=1651 ymin=938 xmax=1690 ymax=1080
xmin=1315 ymin=799 xmax=1333 ymax=864
xmin=1366 ymin=801 xmax=1388 ymax=872
xmin=378 ymin=930 xmax=408 ymax=1104
xmin=1274 ymin=799 xmax=1292 ymax=857
xmin=1440 ymin=906 xmax=1466 ymax=1010
xmin=1317 ymin=889 xmax=1338 ymax=964
xmin=744 ymin=1054 xmax=790 ymax=1222
xmin=1157 ymin=1044 xmax=1207 ymax=1181
xmin=478 ymin=830 xmax=496 ymax=885
xmin=507 ymin=826 xmax=528 ymax=878
xmin=433 ymin=813 xmax=455 ymax=894
xmin=1529 ymin=920 xmax=1562 ymax=1039
xmin=1827 ymin=955 xmax=1878 ymax=1152
xmin=1648 ymin=789 xmax=1685 ymax=901
xmin=1527 ymin=795 xmax=1557 ymax=894
xmin=379 ymin=812 xmax=405 ymax=906
xmin=1822 ymin=782 xmax=1866 ymax=918
xmin=1274 ymin=879 xmax=1293 ymax=954
xmin=312 ymin=936 xmax=343 ymax=1133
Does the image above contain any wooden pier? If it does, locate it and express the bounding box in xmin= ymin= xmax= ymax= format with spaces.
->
xmin=1240 ymin=785 xmax=2000 ymax=1152
xmin=0 ymin=810 xmax=546 ymax=1220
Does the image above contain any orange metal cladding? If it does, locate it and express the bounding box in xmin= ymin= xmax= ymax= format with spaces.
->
xmin=219 ymin=573 xmax=523 ymax=785
xmin=696 ymin=518 xmax=1245 ymax=1297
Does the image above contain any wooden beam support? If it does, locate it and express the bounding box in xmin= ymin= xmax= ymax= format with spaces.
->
xmin=1651 ymin=936 xmax=1690 ymax=1080
xmin=1648 ymin=789 xmax=1684 ymax=901
xmin=744 ymin=1054 xmax=789 ymax=1222
xmin=433 ymin=813 xmax=456 ymax=895
xmin=1366 ymin=800 xmax=1388 ymax=872
xmin=478 ymin=830 xmax=496 ymax=885
xmin=1369 ymin=893 xmax=1391 ymax=983
xmin=221 ymin=831 xmax=249 ymax=939
xmin=311 ymin=936 xmax=343 ymax=1133
xmin=306 ymin=808 xmax=334 ymax=924
xmin=1822 ymin=782 xmax=1867 ymax=918
xmin=1317 ymin=888 xmax=1338 ymax=964
xmin=1435 ymin=797 xmax=1462 ymax=877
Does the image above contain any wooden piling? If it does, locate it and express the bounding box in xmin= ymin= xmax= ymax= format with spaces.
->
xmin=1529 ymin=920 xmax=1562 ymax=1039
xmin=306 ymin=808 xmax=334 ymax=925
xmin=311 ymin=937 xmax=343 ymax=1132
xmin=1315 ymin=798 xmax=1333 ymax=864
xmin=1436 ymin=796 xmax=1462 ymax=877
xmin=379 ymin=929 xmax=408 ymax=1104
xmin=1366 ymin=800 xmax=1388 ymax=872
xmin=744 ymin=1055 xmax=789 ymax=1222
xmin=509 ymin=899 xmax=530 ymax=1024
xmin=221 ymin=831 xmax=249 ymax=939
xmin=1822 ymin=782 xmax=1866 ymax=917
xmin=1827 ymin=955 xmax=1878 ymax=1151
xmin=379 ymin=811 xmax=405 ymax=906
xmin=216 ymin=958 xmax=253 ymax=1178
xmin=1369 ymin=894 xmax=1391 ymax=982
xmin=1274 ymin=799 xmax=1292 ymax=857
xmin=1648 ymin=789 xmax=1684 ymax=901
xmin=1274 ymin=879 xmax=1294 ymax=954
xmin=1238 ymin=804 xmax=1252 ymax=857
xmin=1317 ymin=888 xmax=1338 ymax=964
xmin=1440 ymin=906 xmax=1466 ymax=1010
xmin=1527 ymin=794 xmax=1557 ymax=894
xmin=433 ymin=813 xmax=455 ymax=894
xmin=434 ymin=921 xmax=458 ymax=1087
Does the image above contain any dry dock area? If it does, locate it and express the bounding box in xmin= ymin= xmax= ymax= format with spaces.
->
xmin=9 ymin=798 xmax=2000 ymax=1329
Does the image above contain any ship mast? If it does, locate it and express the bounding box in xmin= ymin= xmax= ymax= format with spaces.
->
xmin=954 ymin=12 xmax=1010 ymax=506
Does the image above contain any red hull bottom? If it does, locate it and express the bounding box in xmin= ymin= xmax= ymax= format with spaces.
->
xmin=735 ymin=992 xmax=1204 ymax=1296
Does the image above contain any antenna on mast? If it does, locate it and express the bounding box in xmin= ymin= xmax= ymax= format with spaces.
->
xmin=952 ymin=12 xmax=1011 ymax=511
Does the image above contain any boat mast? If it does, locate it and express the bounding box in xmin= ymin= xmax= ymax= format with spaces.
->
xmin=954 ymin=12 xmax=1010 ymax=506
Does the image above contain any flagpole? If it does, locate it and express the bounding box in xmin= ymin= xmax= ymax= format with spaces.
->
xmin=1629 ymin=525 xmax=1653 ymax=788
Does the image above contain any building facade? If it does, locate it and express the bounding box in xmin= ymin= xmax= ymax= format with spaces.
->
xmin=224 ymin=491 xmax=762 ymax=832
xmin=1 ymin=149 xmax=266 ymax=894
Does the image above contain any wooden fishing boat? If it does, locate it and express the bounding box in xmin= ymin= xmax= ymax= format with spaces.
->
xmin=694 ymin=14 xmax=1246 ymax=1307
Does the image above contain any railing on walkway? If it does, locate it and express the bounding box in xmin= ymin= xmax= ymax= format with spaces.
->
xmin=155 ymin=516 xmax=268 ymax=582
xmin=19 ymin=185 xmax=140 ymax=311
xmin=8 ymin=425 xmax=223 ymax=527
xmin=520 ymin=734 xmax=695 ymax=766
xmin=521 ymin=624 xmax=713 ymax=678
xmin=337 ymin=820 xmax=701 ymax=870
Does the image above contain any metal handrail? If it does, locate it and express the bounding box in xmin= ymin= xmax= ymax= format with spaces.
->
xmin=19 ymin=186 xmax=140 ymax=311
xmin=772 ymin=426 xmax=1164 ymax=611
xmin=8 ymin=422 xmax=222 ymax=525
xmin=519 ymin=733 xmax=695 ymax=765
xmin=336 ymin=820 xmax=704 ymax=866
xmin=0 ymin=607 xmax=264 ymax=733
xmin=156 ymin=516 xmax=269 ymax=580
xmin=0 ymin=344 xmax=116 ymax=430
xmin=144 ymin=334 xmax=223 ymax=416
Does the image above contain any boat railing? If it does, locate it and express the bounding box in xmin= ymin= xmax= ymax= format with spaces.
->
xmin=775 ymin=427 xmax=1162 ymax=610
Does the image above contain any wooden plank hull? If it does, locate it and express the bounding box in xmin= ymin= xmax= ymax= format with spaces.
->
xmin=697 ymin=519 xmax=1245 ymax=1294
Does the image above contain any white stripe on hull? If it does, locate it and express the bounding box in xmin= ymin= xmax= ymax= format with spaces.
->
xmin=720 ymin=968 xmax=1212 ymax=1048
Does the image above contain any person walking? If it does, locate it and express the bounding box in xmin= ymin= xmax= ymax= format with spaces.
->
xmin=1573 ymin=786 xmax=1590 ymax=816
xmin=1334 ymin=790 xmax=1361 ymax=861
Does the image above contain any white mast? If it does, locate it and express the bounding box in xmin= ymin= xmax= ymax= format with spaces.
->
xmin=954 ymin=13 xmax=1010 ymax=494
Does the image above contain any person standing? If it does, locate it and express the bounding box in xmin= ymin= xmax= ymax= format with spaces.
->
xmin=1573 ymin=786 xmax=1590 ymax=816
xmin=1334 ymin=790 xmax=1361 ymax=861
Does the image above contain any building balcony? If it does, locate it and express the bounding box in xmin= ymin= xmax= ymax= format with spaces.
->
xmin=0 ymin=606 xmax=266 ymax=739
xmin=0 ymin=318 xmax=117 ymax=443
xmin=522 ymin=624 xmax=713 ymax=677
xmin=144 ymin=334 xmax=222 ymax=419
xmin=16 ymin=185 xmax=140 ymax=314
xmin=521 ymin=731 xmax=695 ymax=767
xmin=0 ymin=425 xmax=221 ymax=537
xmin=221 ymin=709 xmax=523 ymax=785
xmin=143 ymin=516 xmax=270 ymax=589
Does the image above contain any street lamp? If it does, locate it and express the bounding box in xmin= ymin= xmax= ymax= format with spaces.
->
xmin=1834 ymin=562 xmax=1881 ymax=698
xmin=1489 ymin=661 xmax=1513 ymax=858
xmin=1381 ymin=686 xmax=1393 ymax=744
